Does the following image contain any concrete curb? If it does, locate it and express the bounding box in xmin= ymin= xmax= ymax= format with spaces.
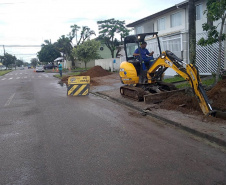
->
xmin=91 ymin=92 xmax=226 ymax=148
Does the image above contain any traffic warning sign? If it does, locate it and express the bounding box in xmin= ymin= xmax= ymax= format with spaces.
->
xmin=67 ymin=76 xmax=90 ymax=96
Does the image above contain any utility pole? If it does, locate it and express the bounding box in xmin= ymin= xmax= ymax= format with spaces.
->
xmin=2 ymin=45 xmax=5 ymax=66
xmin=188 ymin=0 xmax=196 ymax=64
xmin=14 ymin=55 xmax=16 ymax=70
xmin=3 ymin=45 xmax=5 ymax=55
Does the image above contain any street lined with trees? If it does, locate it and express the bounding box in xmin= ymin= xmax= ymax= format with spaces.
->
xmin=36 ymin=18 xmax=130 ymax=69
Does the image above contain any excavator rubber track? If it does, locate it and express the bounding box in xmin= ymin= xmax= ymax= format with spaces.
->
xmin=120 ymin=86 xmax=146 ymax=101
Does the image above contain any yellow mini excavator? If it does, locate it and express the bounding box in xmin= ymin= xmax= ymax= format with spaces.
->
xmin=119 ymin=32 xmax=216 ymax=116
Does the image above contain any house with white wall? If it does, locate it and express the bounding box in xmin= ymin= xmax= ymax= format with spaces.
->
xmin=126 ymin=0 xmax=225 ymax=75
xmin=74 ymin=43 xmax=118 ymax=69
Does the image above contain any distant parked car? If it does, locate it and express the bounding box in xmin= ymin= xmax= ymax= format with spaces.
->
xmin=44 ymin=64 xmax=57 ymax=70
xmin=20 ymin=66 xmax=24 ymax=70
xmin=36 ymin=65 xmax=44 ymax=72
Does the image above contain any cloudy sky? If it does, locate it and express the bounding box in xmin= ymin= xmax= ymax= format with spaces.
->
xmin=0 ymin=0 xmax=185 ymax=62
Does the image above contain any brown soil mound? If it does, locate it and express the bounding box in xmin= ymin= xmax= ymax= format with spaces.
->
xmin=79 ymin=66 xmax=112 ymax=78
xmin=159 ymin=91 xmax=202 ymax=114
xmin=158 ymin=79 xmax=226 ymax=118
xmin=207 ymin=79 xmax=226 ymax=111
xmin=60 ymin=66 xmax=111 ymax=85
xmin=61 ymin=76 xmax=69 ymax=82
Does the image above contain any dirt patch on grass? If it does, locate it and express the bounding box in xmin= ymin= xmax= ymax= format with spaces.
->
xmin=157 ymin=80 xmax=226 ymax=114
xmin=155 ymin=79 xmax=226 ymax=121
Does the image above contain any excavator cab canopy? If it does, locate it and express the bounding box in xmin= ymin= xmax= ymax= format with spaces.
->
xmin=124 ymin=32 xmax=162 ymax=62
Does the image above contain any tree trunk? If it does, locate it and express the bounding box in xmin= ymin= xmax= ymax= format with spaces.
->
xmin=111 ymin=50 xmax=114 ymax=58
xmin=188 ymin=0 xmax=196 ymax=64
xmin=70 ymin=55 xmax=75 ymax=68
xmin=216 ymin=16 xmax=225 ymax=83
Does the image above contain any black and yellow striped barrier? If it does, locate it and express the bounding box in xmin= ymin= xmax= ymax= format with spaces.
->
xmin=67 ymin=76 xmax=90 ymax=96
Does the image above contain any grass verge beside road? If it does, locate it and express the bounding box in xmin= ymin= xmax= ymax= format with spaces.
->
xmin=163 ymin=75 xmax=216 ymax=89
xmin=0 ymin=70 xmax=12 ymax=76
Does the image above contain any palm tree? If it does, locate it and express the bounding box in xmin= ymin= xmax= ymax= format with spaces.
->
xmin=77 ymin=26 xmax=96 ymax=45
xmin=69 ymin=24 xmax=81 ymax=44
xmin=41 ymin=39 xmax=51 ymax=47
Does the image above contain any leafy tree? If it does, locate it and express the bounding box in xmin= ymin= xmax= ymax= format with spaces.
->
xmin=54 ymin=35 xmax=72 ymax=67
xmin=16 ymin=59 xmax=24 ymax=67
xmin=72 ymin=39 xmax=100 ymax=69
xmin=68 ymin=24 xmax=81 ymax=43
xmin=3 ymin=53 xmax=16 ymax=69
xmin=68 ymin=25 xmax=96 ymax=46
xmin=30 ymin=58 xmax=39 ymax=67
xmin=198 ymin=0 xmax=226 ymax=83
xmin=41 ymin=39 xmax=52 ymax=46
xmin=37 ymin=40 xmax=61 ymax=63
xmin=97 ymin=18 xmax=130 ymax=58
xmin=66 ymin=25 xmax=96 ymax=68
xmin=23 ymin=62 xmax=29 ymax=67
xmin=77 ymin=26 xmax=96 ymax=45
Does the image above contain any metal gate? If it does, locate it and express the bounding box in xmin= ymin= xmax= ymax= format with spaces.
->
xmin=196 ymin=33 xmax=225 ymax=75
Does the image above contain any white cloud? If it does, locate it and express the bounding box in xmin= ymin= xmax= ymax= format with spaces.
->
xmin=0 ymin=0 xmax=184 ymax=62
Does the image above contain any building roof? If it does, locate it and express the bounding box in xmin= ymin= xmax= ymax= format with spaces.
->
xmin=126 ymin=1 xmax=188 ymax=27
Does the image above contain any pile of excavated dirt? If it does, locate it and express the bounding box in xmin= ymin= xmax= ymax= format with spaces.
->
xmin=207 ymin=79 xmax=226 ymax=111
xmin=79 ymin=66 xmax=112 ymax=78
xmin=60 ymin=66 xmax=112 ymax=85
xmin=60 ymin=76 xmax=70 ymax=85
xmin=61 ymin=75 xmax=70 ymax=82
xmin=158 ymin=79 xmax=226 ymax=116
xmin=159 ymin=91 xmax=202 ymax=115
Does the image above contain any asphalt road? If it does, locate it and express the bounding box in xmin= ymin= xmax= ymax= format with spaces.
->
xmin=0 ymin=69 xmax=226 ymax=185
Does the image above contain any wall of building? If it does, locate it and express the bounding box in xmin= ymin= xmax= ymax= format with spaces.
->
xmin=156 ymin=9 xmax=187 ymax=35
xmin=74 ymin=60 xmax=95 ymax=68
xmin=143 ymin=21 xmax=154 ymax=33
xmin=98 ymin=44 xmax=117 ymax=59
xmin=95 ymin=58 xmax=121 ymax=72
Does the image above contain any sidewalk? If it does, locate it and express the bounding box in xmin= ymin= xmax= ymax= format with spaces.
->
xmin=90 ymin=73 xmax=226 ymax=148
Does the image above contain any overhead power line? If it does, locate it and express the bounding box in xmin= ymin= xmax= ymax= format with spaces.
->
xmin=1 ymin=45 xmax=41 ymax=47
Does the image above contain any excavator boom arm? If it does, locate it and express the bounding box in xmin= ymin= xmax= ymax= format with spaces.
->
xmin=147 ymin=50 xmax=213 ymax=116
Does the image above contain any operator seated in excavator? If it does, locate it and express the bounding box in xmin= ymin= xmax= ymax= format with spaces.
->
xmin=133 ymin=41 xmax=154 ymax=70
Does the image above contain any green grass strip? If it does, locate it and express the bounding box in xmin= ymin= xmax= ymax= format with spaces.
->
xmin=0 ymin=70 xmax=12 ymax=76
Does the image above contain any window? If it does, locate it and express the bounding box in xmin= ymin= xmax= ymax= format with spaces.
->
xmin=126 ymin=43 xmax=138 ymax=58
xmin=135 ymin=26 xmax=143 ymax=34
xmin=162 ymin=35 xmax=181 ymax=58
xmin=196 ymin=4 xmax=202 ymax=20
xmin=157 ymin=17 xmax=165 ymax=31
xmin=170 ymin=12 xmax=182 ymax=27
